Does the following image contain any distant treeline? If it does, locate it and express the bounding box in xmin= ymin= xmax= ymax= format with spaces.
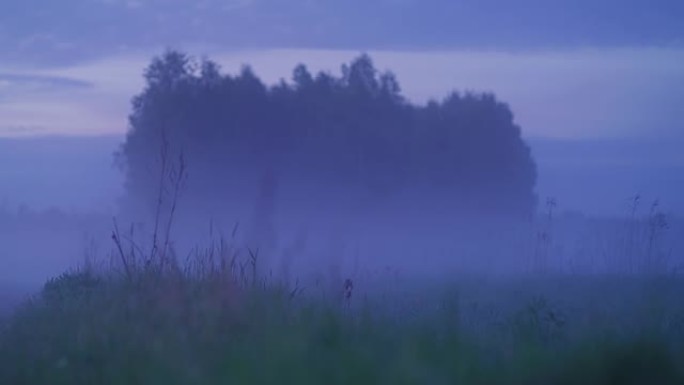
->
xmin=118 ymin=51 xmax=537 ymax=216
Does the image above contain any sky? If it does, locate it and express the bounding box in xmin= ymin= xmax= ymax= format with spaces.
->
xmin=0 ymin=0 xmax=682 ymax=139
xmin=0 ymin=0 xmax=683 ymax=215
xmin=1 ymin=0 xmax=682 ymax=64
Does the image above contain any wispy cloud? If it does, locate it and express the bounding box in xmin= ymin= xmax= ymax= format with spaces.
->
xmin=0 ymin=125 xmax=46 ymax=136
xmin=0 ymin=74 xmax=92 ymax=90
xmin=1 ymin=0 xmax=682 ymax=68
xmin=0 ymin=73 xmax=93 ymax=107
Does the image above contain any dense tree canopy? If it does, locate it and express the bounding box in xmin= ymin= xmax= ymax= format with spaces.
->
xmin=118 ymin=51 xmax=537 ymax=217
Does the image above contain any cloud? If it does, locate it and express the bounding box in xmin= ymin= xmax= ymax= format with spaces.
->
xmin=0 ymin=125 xmax=46 ymax=135
xmin=0 ymin=73 xmax=94 ymax=107
xmin=0 ymin=74 xmax=92 ymax=90
xmin=1 ymin=0 xmax=682 ymax=69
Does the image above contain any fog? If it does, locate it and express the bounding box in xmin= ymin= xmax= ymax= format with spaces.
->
xmin=1 ymin=58 xmax=683 ymax=295
xmin=1 ymin=0 xmax=683 ymax=309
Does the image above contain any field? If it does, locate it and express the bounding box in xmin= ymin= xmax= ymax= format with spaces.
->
xmin=1 ymin=236 xmax=683 ymax=385
xmin=1 ymin=191 xmax=682 ymax=384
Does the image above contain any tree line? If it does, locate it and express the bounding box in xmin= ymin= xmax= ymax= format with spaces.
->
xmin=118 ymin=51 xmax=537 ymax=217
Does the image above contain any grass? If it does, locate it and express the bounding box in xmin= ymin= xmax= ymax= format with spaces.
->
xmin=1 ymin=251 xmax=683 ymax=385
xmin=1 ymin=159 xmax=682 ymax=383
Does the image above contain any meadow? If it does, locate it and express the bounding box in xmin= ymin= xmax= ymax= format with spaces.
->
xmin=1 ymin=207 xmax=683 ymax=385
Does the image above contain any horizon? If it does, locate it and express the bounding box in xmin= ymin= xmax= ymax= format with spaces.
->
xmin=1 ymin=132 xmax=682 ymax=218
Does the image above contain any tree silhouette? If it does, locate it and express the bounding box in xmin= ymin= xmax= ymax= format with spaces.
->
xmin=117 ymin=50 xmax=537 ymax=218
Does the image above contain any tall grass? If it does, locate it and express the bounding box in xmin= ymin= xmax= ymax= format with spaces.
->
xmin=1 ymin=236 xmax=683 ymax=385
xmin=1 ymin=145 xmax=682 ymax=384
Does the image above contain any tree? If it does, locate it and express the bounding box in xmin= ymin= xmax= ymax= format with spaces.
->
xmin=117 ymin=51 xmax=538 ymax=219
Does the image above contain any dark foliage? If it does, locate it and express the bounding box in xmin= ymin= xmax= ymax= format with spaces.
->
xmin=118 ymin=51 xmax=537 ymax=217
